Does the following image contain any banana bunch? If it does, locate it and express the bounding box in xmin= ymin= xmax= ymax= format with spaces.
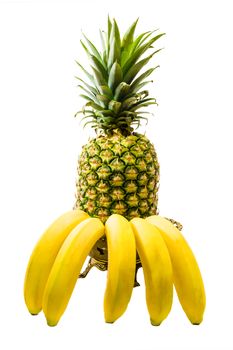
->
xmin=24 ymin=210 xmax=206 ymax=326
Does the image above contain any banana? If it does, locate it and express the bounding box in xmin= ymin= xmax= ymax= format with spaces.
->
xmin=146 ymin=215 xmax=206 ymax=324
xmin=24 ymin=209 xmax=89 ymax=315
xmin=104 ymin=214 xmax=136 ymax=323
xmin=130 ymin=218 xmax=173 ymax=325
xmin=42 ymin=217 xmax=104 ymax=326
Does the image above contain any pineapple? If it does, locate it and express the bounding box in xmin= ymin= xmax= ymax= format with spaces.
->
xmin=74 ymin=17 xmax=164 ymax=265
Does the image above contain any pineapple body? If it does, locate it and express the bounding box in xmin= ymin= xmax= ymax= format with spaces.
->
xmin=75 ymin=129 xmax=159 ymax=223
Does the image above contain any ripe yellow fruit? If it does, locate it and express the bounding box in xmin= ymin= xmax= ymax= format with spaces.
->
xmin=24 ymin=210 xmax=89 ymax=315
xmin=42 ymin=218 xmax=104 ymax=326
xmin=131 ymin=218 xmax=173 ymax=325
xmin=104 ymin=214 xmax=136 ymax=323
xmin=146 ymin=215 xmax=206 ymax=324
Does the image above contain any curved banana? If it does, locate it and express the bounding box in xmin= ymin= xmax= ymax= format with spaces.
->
xmin=42 ymin=217 xmax=104 ymax=326
xmin=104 ymin=214 xmax=136 ymax=323
xmin=146 ymin=215 xmax=206 ymax=324
xmin=130 ymin=218 xmax=173 ymax=326
xmin=24 ymin=209 xmax=89 ymax=315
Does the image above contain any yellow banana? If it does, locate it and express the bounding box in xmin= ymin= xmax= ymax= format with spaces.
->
xmin=42 ymin=217 xmax=104 ymax=326
xmin=24 ymin=209 xmax=89 ymax=315
xmin=130 ymin=218 xmax=173 ymax=325
xmin=104 ymin=214 xmax=136 ymax=323
xmin=146 ymin=215 xmax=206 ymax=324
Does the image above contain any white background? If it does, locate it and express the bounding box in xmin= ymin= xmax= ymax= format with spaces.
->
xmin=0 ymin=0 xmax=233 ymax=349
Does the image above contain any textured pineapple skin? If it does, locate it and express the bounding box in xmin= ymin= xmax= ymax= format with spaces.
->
xmin=74 ymin=130 xmax=160 ymax=223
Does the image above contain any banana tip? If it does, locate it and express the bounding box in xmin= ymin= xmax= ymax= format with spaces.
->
xmin=192 ymin=322 xmax=202 ymax=326
xmin=28 ymin=306 xmax=41 ymax=315
xmin=150 ymin=319 xmax=162 ymax=326
xmin=46 ymin=320 xmax=58 ymax=327
xmin=190 ymin=316 xmax=203 ymax=325
xmin=105 ymin=319 xmax=115 ymax=324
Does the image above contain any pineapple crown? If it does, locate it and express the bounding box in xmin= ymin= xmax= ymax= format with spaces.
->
xmin=75 ymin=17 xmax=165 ymax=136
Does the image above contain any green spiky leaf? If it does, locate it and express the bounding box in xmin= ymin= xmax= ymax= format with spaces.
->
xmin=123 ymin=51 xmax=158 ymax=84
xmin=121 ymin=96 xmax=139 ymax=110
xmin=114 ymin=82 xmax=131 ymax=100
xmin=121 ymin=18 xmax=139 ymax=49
xmin=129 ymin=66 xmax=159 ymax=91
xmin=99 ymin=29 xmax=106 ymax=52
xmin=75 ymin=61 xmax=93 ymax=81
xmin=75 ymin=76 xmax=98 ymax=95
xmin=111 ymin=19 xmax=121 ymax=49
xmin=89 ymin=55 xmax=108 ymax=81
xmin=129 ymin=99 xmax=157 ymax=111
xmin=120 ymin=31 xmax=150 ymax=66
xmin=91 ymin=66 xmax=107 ymax=87
xmin=123 ymin=37 xmax=164 ymax=74
xmin=108 ymin=100 xmax=122 ymax=114
xmin=108 ymin=61 xmax=123 ymax=91
xmin=96 ymin=94 xmax=110 ymax=106
xmin=77 ymin=85 xmax=97 ymax=101
xmin=79 ymin=94 xmax=96 ymax=103
xmin=107 ymin=16 xmax=112 ymax=55
xmin=108 ymin=38 xmax=121 ymax=70
xmin=134 ymin=30 xmax=158 ymax=50
xmin=108 ymin=19 xmax=121 ymax=69
xmin=99 ymin=85 xmax=113 ymax=98
xmin=96 ymin=109 xmax=115 ymax=117
xmin=86 ymin=101 xmax=105 ymax=111
xmin=129 ymin=80 xmax=153 ymax=94
xmin=82 ymin=32 xmax=103 ymax=63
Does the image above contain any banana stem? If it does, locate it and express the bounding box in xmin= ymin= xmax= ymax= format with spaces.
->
xmin=79 ymin=257 xmax=141 ymax=289
xmin=164 ymin=218 xmax=183 ymax=231
xmin=134 ymin=263 xmax=142 ymax=287
xmin=79 ymin=258 xmax=108 ymax=278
